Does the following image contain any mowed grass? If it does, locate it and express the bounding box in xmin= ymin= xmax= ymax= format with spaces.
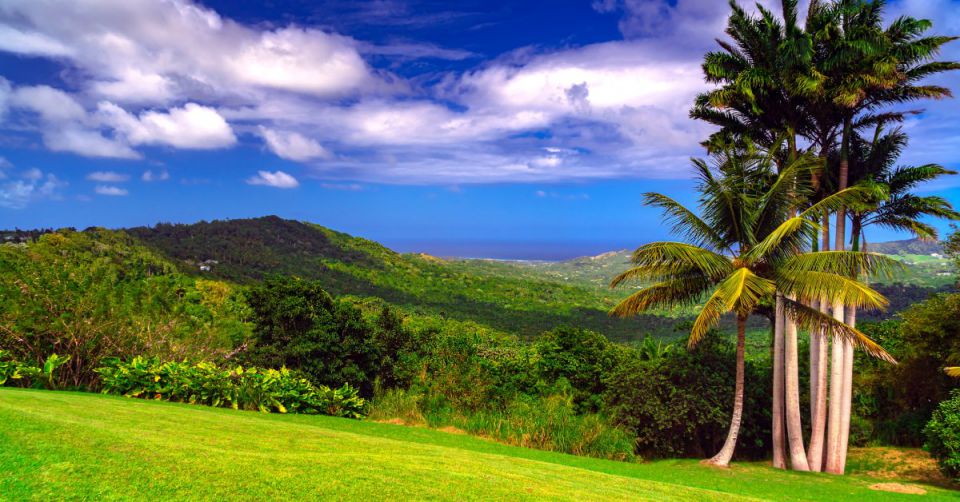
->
xmin=0 ymin=389 xmax=956 ymax=501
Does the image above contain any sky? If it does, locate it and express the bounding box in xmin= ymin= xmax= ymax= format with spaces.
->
xmin=1 ymin=0 xmax=959 ymax=259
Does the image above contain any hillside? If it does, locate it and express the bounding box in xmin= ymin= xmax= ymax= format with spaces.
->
xmin=1 ymin=389 xmax=953 ymax=500
xmin=126 ymin=216 xmax=683 ymax=342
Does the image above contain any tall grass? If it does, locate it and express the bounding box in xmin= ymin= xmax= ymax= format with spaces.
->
xmin=368 ymin=388 xmax=636 ymax=461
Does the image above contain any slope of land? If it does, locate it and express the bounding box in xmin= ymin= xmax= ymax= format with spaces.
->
xmin=0 ymin=389 xmax=954 ymax=501
xmin=126 ymin=216 xmax=685 ymax=341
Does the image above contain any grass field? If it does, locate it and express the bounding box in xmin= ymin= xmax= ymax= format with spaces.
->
xmin=1 ymin=389 xmax=956 ymax=501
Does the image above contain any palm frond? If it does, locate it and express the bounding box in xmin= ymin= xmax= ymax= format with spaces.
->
xmin=610 ymin=277 xmax=712 ymax=318
xmin=642 ymin=193 xmax=729 ymax=252
xmin=782 ymin=298 xmax=895 ymax=363
xmin=782 ymin=251 xmax=905 ymax=280
xmin=776 ymin=270 xmax=888 ymax=310
xmin=611 ymin=242 xmax=733 ymax=287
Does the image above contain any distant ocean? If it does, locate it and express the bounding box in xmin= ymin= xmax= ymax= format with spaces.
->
xmin=384 ymin=240 xmax=633 ymax=261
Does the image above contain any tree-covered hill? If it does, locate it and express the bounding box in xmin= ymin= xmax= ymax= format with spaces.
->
xmin=125 ymin=216 xmax=683 ymax=342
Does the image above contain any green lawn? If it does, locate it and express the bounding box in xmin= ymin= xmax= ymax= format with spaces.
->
xmin=0 ymin=389 xmax=955 ymax=501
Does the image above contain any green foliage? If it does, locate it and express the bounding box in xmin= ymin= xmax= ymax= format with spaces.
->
xmin=95 ymin=357 xmax=365 ymax=418
xmin=854 ymin=293 xmax=960 ymax=446
xmin=603 ymin=336 xmax=770 ymax=459
xmin=534 ymin=327 xmax=618 ymax=413
xmin=0 ymin=350 xmax=40 ymax=388
xmin=0 ymin=229 xmax=251 ymax=388
xmin=367 ymin=386 xmax=636 ymax=461
xmin=128 ymin=216 xmax=685 ymax=342
xmin=244 ymin=277 xmax=381 ymax=395
xmin=924 ymin=389 xmax=960 ymax=481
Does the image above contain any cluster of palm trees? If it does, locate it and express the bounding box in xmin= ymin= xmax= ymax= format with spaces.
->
xmin=612 ymin=0 xmax=958 ymax=474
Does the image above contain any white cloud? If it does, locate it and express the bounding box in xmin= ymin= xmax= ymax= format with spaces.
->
xmin=142 ymin=169 xmax=170 ymax=182
xmin=259 ymin=126 xmax=331 ymax=162
xmin=94 ymin=185 xmax=129 ymax=196
xmin=0 ymin=0 xmax=381 ymax=102
xmin=320 ymin=183 xmax=363 ymax=191
xmin=0 ymin=25 xmax=73 ymax=57
xmin=0 ymin=170 xmax=65 ymax=209
xmin=43 ymin=127 xmax=141 ymax=159
xmin=86 ymin=171 xmax=130 ymax=182
xmin=21 ymin=167 xmax=42 ymax=180
xmin=97 ymin=102 xmax=236 ymax=150
xmin=246 ymin=170 xmax=299 ymax=188
xmin=9 ymin=85 xmax=86 ymax=122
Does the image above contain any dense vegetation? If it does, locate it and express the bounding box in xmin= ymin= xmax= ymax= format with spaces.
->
xmin=127 ymin=216 xmax=685 ymax=341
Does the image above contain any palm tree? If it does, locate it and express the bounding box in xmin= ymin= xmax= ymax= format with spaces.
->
xmin=692 ymin=0 xmax=818 ymax=470
xmin=610 ymin=144 xmax=895 ymax=467
xmin=810 ymin=2 xmax=960 ymax=472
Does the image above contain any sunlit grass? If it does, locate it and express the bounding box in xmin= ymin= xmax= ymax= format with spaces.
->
xmin=1 ymin=389 xmax=956 ymax=500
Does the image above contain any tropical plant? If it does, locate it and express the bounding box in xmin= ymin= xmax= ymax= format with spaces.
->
xmin=95 ymin=357 xmax=365 ymax=419
xmin=610 ymin=143 xmax=895 ymax=467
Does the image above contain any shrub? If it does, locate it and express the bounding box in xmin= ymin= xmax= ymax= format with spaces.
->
xmin=603 ymin=336 xmax=770 ymax=459
xmin=95 ymin=357 xmax=365 ymax=418
xmin=924 ymin=389 xmax=960 ymax=481
xmin=245 ymin=278 xmax=380 ymax=395
xmin=0 ymin=351 xmax=70 ymax=390
xmin=367 ymin=386 xmax=426 ymax=426
xmin=534 ymin=327 xmax=617 ymax=413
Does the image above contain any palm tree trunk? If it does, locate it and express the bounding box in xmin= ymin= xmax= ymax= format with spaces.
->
xmin=773 ymin=296 xmax=787 ymax=469
xmin=807 ymin=170 xmax=832 ymax=472
xmin=708 ymin=314 xmax=747 ymax=467
xmin=839 ymin=306 xmax=856 ymax=472
xmin=826 ymin=115 xmax=852 ymax=475
xmin=784 ymin=295 xmax=810 ymax=471
xmin=807 ymin=298 xmax=830 ymax=472
xmin=838 ymin=221 xmax=863 ymax=472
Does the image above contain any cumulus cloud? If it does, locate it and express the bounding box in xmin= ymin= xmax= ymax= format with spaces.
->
xmin=86 ymin=171 xmax=130 ymax=182
xmin=246 ymin=170 xmax=299 ymax=188
xmin=0 ymin=0 xmax=955 ymax=185
xmin=142 ymin=169 xmax=170 ymax=182
xmin=0 ymin=0 xmax=382 ymax=102
xmin=97 ymin=102 xmax=236 ymax=149
xmin=0 ymin=169 xmax=66 ymax=209
xmin=43 ymin=127 xmax=141 ymax=159
xmin=259 ymin=126 xmax=331 ymax=162
xmin=94 ymin=185 xmax=129 ymax=196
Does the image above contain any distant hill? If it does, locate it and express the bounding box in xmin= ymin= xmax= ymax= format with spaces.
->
xmin=866 ymin=239 xmax=943 ymax=255
xmin=127 ymin=216 xmax=685 ymax=342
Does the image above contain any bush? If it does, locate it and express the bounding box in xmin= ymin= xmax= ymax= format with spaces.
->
xmin=534 ymin=327 xmax=617 ymax=413
xmin=0 ymin=351 xmax=70 ymax=390
xmin=367 ymin=386 xmax=636 ymax=461
xmin=603 ymin=336 xmax=770 ymax=459
xmin=95 ymin=357 xmax=365 ymax=418
xmin=245 ymin=277 xmax=380 ymax=396
xmin=924 ymin=389 xmax=960 ymax=481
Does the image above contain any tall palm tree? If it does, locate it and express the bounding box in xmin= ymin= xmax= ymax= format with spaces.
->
xmin=809 ymin=1 xmax=960 ymax=473
xmin=610 ymin=144 xmax=895 ymax=467
xmin=691 ymin=0 xmax=818 ymax=470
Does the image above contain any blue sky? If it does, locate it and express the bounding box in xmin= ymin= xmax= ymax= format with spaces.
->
xmin=1 ymin=0 xmax=959 ymax=259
